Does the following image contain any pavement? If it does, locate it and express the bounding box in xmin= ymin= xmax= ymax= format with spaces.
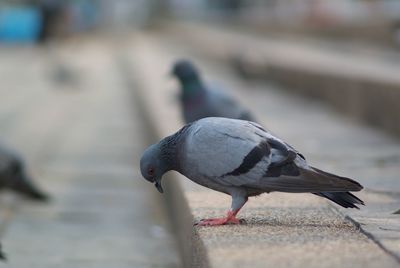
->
xmin=0 ymin=40 xmax=181 ymax=267
xmin=161 ymin=21 xmax=400 ymax=84
xmin=126 ymin=31 xmax=400 ymax=268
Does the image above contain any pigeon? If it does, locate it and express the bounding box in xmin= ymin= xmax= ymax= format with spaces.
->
xmin=140 ymin=117 xmax=364 ymax=226
xmin=0 ymin=147 xmax=49 ymax=202
xmin=171 ymin=60 xmax=257 ymax=124
xmin=0 ymin=243 xmax=6 ymax=261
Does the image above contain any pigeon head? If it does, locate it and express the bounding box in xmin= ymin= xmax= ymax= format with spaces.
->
xmin=140 ymin=143 xmax=166 ymax=193
xmin=171 ymin=60 xmax=201 ymax=85
xmin=140 ymin=127 xmax=187 ymax=193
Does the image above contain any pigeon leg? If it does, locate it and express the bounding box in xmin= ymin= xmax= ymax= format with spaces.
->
xmin=196 ymin=195 xmax=248 ymax=226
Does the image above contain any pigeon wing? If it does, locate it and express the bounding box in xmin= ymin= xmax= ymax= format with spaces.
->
xmin=243 ymin=142 xmax=362 ymax=193
xmin=183 ymin=118 xmax=269 ymax=181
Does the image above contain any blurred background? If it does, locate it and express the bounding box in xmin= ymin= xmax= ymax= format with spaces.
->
xmin=0 ymin=0 xmax=399 ymax=267
xmin=2 ymin=0 xmax=400 ymax=44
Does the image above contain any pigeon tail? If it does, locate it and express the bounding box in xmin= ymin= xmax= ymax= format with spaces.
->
xmin=310 ymin=166 xmax=363 ymax=192
xmin=0 ymin=243 xmax=6 ymax=261
xmin=12 ymin=179 xmax=50 ymax=202
xmin=314 ymin=192 xmax=364 ymax=209
xmin=275 ymin=166 xmax=364 ymax=193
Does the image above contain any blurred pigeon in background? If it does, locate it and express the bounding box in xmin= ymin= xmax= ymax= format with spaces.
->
xmin=140 ymin=117 xmax=364 ymax=226
xmin=171 ymin=59 xmax=257 ymax=123
xmin=0 ymin=243 xmax=6 ymax=261
xmin=0 ymin=147 xmax=49 ymax=202
xmin=50 ymin=62 xmax=79 ymax=87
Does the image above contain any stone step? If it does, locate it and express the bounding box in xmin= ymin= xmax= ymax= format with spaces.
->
xmin=161 ymin=21 xmax=400 ymax=138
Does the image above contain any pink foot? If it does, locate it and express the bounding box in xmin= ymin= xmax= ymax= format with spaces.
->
xmin=195 ymin=211 xmax=242 ymax=226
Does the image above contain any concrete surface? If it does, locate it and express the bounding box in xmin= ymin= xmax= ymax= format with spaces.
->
xmin=126 ymin=32 xmax=400 ymax=267
xmin=160 ymin=21 xmax=400 ymax=138
xmin=0 ymin=40 xmax=181 ymax=267
xmin=233 ymin=16 xmax=397 ymax=48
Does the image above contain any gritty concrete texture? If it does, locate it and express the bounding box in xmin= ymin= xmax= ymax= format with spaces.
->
xmin=0 ymin=40 xmax=181 ymax=267
xmin=160 ymin=21 xmax=400 ymax=138
xmin=127 ymin=32 xmax=400 ymax=267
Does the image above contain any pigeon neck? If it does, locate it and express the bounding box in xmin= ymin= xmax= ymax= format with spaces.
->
xmin=181 ymin=78 xmax=204 ymax=96
xmin=159 ymin=124 xmax=191 ymax=172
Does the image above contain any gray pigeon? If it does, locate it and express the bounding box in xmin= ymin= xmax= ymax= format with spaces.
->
xmin=0 ymin=147 xmax=49 ymax=202
xmin=0 ymin=243 xmax=5 ymax=261
xmin=140 ymin=117 xmax=364 ymax=226
xmin=171 ymin=60 xmax=256 ymax=123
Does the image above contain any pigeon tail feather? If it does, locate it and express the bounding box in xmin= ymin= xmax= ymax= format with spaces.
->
xmin=314 ymin=192 xmax=364 ymax=209
xmin=310 ymin=166 xmax=363 ymax=192
xmin=13 ymin=179 xmax=49 ymax=202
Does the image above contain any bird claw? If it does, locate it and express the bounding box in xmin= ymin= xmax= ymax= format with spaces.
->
xmin=194 ymin=216 xmax=242 ymax=226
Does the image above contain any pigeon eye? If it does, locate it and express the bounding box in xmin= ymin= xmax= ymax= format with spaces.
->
xmin=147 ymin=167 xmax=155 ymax=176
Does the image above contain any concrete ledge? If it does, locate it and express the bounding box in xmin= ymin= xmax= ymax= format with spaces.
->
xmin=233 ymin=17 xmax=397 ymax=48
xmin=233 ymin=55 xmax=400 ymax=139
xmin=161 ymin=21 xmax=400 ymax=138
xmin=118 ymin=49 xmax=210 ymax=268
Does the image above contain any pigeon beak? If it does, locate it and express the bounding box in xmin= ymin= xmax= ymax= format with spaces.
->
xmin=154 ymin=181 xmax=163 ymax=193
xmin=154 ymin=177 xmax=163 ymax=193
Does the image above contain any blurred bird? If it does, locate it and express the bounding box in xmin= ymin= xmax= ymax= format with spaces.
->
xmin=50 ymin=63 xmax=79 ymax=87
xmin=140 ymin=117 xmax=364 ymax=226
xmin=0 ymin=243 xmax=6 ymax=261
xmin=0 ymin=147 xmax=49 ymax=202
xmin=171 ymin=60 xmax=257 ymax=123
